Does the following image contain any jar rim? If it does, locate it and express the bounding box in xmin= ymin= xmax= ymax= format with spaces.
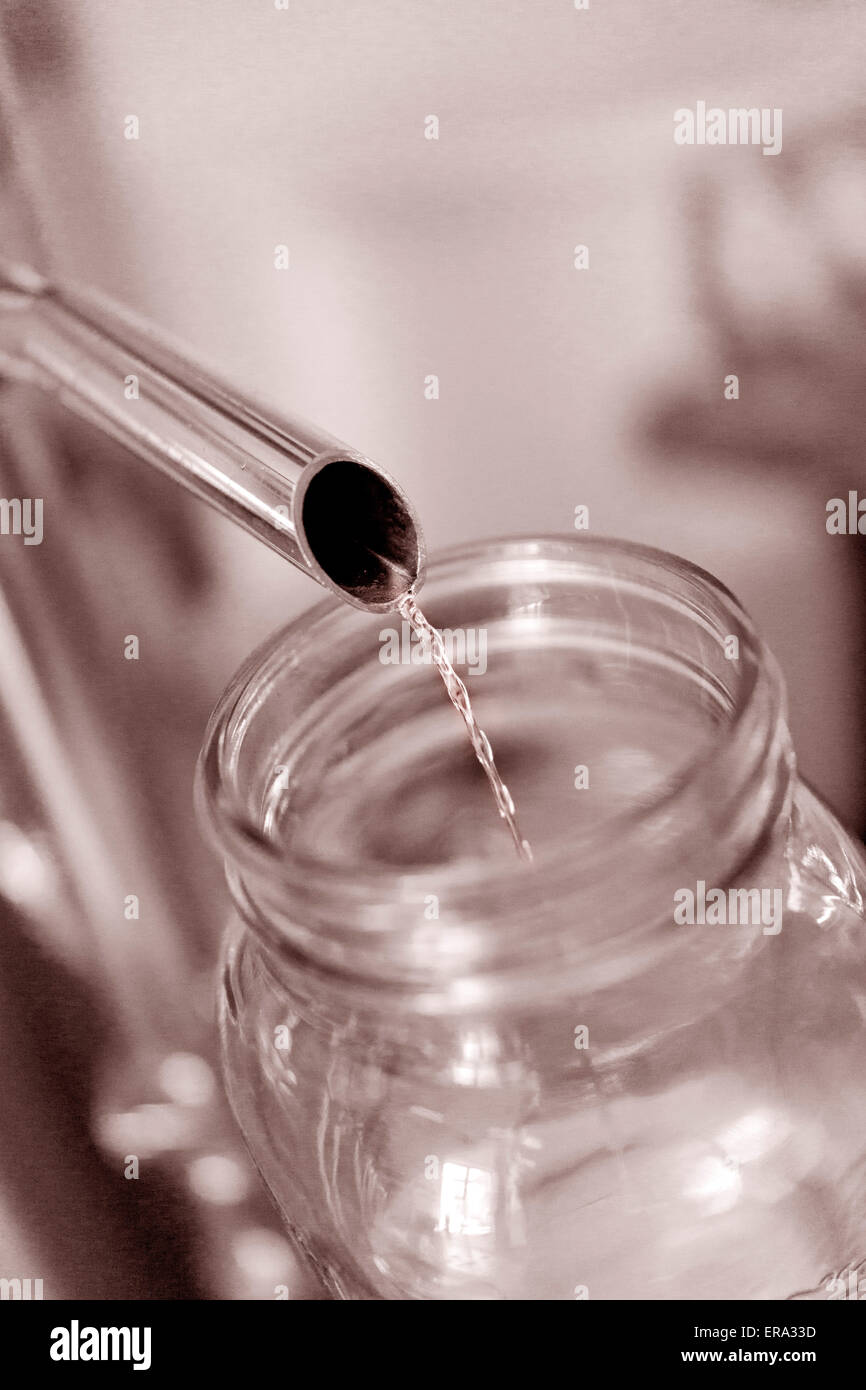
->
xmin=195 ymin=533 xmax=786 ymax=923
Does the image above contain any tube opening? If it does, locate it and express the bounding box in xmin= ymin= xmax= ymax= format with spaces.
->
xmin=299 ymin=458 xmax=423 ymax=610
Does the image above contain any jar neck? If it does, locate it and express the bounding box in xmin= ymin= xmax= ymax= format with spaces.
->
xmin=199 ymin=536 xmax=796 ymax=1018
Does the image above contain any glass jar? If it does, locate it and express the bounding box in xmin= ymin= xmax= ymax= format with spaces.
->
xmin=197 ymin=536 xmax=866 ymax=1301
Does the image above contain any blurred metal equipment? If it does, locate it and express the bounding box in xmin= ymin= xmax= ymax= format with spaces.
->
xmin=0 ymin=6 xmax=315 ymax=1299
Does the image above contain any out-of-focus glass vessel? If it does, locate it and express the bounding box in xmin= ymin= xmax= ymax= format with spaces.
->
xmin=198 ymin=537 xmax=866 ymax=1300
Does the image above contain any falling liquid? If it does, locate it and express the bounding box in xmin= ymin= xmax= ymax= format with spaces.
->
xmin=397 ymin=593 xmax=533 ymax=862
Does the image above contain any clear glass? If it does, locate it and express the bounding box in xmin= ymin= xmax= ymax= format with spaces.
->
xmin=198 ymin=536 xmax=866 ymax=1301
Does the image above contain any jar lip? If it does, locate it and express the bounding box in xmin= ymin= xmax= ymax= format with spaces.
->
xmin=195 ymin=533 xmax=780 ymax=910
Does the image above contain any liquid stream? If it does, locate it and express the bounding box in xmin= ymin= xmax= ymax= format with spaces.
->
xmin=397 ymin=593 xmax=533 ymax=862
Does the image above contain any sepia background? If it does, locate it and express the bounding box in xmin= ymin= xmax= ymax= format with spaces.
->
xmin=1 ymin=0 xmax=866 ymax=1297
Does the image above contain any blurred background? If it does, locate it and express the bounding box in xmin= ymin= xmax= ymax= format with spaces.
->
xmin=1 ymin=0 xmax=866 ymax=1297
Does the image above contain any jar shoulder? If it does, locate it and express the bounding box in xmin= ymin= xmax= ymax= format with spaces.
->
xmin=788 ymin=781 xmax=866 ymax=935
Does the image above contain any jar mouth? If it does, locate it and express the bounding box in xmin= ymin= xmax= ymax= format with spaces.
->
xmin=196 ymin=534 xmax=788 ymax=926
